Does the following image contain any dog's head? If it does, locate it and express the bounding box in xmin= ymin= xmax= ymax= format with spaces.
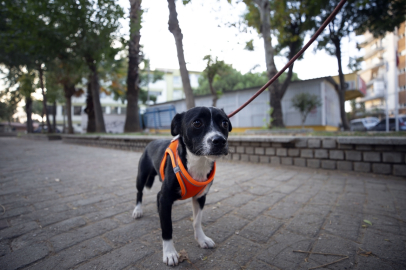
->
xmin=171 ymin=107 xmax=232 ymax=156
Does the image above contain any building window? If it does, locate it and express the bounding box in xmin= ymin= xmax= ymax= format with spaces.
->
xmin=102 ymin=106 xmax=107 ymax=113
xmin=120 ymin=107 xmax=127 ymax=115
xmin=173 ymin=76 xmax=182 ymax=87
xmin=73 ymin=106 xmax=82 ymax=116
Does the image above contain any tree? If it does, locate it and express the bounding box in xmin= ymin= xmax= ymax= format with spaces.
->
xmin=46 ymin=58 xmax=84 ymax=134
xmin=167 ymin=0 xmax=195 ymax=109
xmin=125 ymin=0 xmax=143 ymax=132
xmin=313 ymin=0 xmax=405 ymax=131
xmin=314 ymin=0 xmax=358 ymax=130
xmin=32 ymin=99 xmax=44 ymax=129
xmin=18 ymin=71 xmax=37 ymax=133
xmin=0 ymin=0 xmax=64 ymax=133
xmin=291 ymin=92 xmax=322 ymax=130
xmin=352 ymin=0 xmax=406 ymax=38
xmin=0 ymin=89 xmax=21 ymax=124
xmin=70 ymin=0 xmax=124 ymax=133
xmin=202 ymin=55 xmax=233 ymax=107
xmin=195 ymin=68 xmax=299 ymax=96
xmin=240 ymin=0 xmax=319 ymax=127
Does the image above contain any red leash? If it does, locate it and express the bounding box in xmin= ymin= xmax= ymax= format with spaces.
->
xmin=227 ymin=0 xmax=348 ymax=118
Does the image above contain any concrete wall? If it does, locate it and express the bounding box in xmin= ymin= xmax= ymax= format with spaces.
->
xmin=62 ymin=135 xmax=406 ymax=177
xmin=152 ymin=78 xmax=341 ymax=129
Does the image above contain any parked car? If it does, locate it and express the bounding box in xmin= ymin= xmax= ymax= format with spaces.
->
xmin=370 ymin=115 xmax=406 ymax=131
xmin=350 ymin=117 xmax=380 ymax=131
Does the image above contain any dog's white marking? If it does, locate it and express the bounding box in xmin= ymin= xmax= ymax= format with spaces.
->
xmin=132 ymin=202 xmax=143 ymax=219
xmin=201 ymin=107 xmax=226 ymax=155
xmin=186 ymin=148 xmax=216 ymax=181
xmin=163 ymin=239 xmax=179 ymax=266
xmin=192 ymin=197 xmax=215 ymax=248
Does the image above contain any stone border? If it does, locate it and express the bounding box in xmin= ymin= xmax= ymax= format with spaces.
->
xmin=60 ymin=135 xmax=406 ymax=177
xmin=22 ymin=134 xmax=62 ymax=140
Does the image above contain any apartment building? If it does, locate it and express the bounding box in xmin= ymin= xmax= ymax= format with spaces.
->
xmin=358 ymin=21 xmax=406 ymax=117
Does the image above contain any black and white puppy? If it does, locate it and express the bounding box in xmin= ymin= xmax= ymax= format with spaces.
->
xmin=132 ymin=106 xmax=232 ymax=266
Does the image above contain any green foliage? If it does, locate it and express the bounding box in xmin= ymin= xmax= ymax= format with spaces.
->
xmin=0 ymin=89 xmax=21 ymax=122
xmin=32 ymin=100 xmax=44 ymax=116
xmin=101 ymin=56 xmax=163 ymax=105
xmin=314 ymin=0 xmax=358 ymax=56
xmin=291 ymin=92 xmax=322 ymax=128
xmin=202 ymin=55 xmax=233 ymax=87
xmin=263 ymin=106 xmax=274 ymax=129
xmin=242 ymin=0 xmax=262 ymax=33
xmin=245 ymin=39 xmax=254 ymax=51
xmin=272 ymin=0 xmax=321 ymax=59
xmin=195 ymin=68 xmax=299 ymax=95
xmin=352 ymin=0 xmax=406 ymax=38
xmin=347 ymin=56 xmax=363 ymax=72
xmin=17 ymin=71 xmax=37 ymax=98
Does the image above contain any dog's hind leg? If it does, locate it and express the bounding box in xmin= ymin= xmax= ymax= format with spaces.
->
xmin=132 ymin=153 xmax=156 ymax=219
xmin=192 ymin=195 xmax=215 ymax=248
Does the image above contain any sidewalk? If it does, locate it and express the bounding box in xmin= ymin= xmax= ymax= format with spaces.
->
xmin=0 ymin=137 xmax=405 ymax=269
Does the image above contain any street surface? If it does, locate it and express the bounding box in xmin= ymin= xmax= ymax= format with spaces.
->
xmin=0 ymin=137 xmax=405 ymax=269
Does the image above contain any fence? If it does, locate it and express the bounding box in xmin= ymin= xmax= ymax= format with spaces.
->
xmin=143 ymin=105 xmax=176 ymax=130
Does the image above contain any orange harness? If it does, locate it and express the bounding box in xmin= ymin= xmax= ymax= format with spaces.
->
xmin=159 ymin=139 xmax=216 ymax=200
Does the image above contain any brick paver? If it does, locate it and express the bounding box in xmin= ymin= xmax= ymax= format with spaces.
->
xmin=0 ymin=137 xmax=406 ymax=269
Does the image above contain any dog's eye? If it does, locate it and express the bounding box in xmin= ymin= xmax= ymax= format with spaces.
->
xmin=192 ymin=120 xmax=202 ymax=128
xmin=222 ymin=121 xmax=229 ymax=129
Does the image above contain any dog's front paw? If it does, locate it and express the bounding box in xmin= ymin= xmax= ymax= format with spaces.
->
xmin=197 ymin=235 xmax=215 ymax=249
xmin=163 ymin=240 xmax=179 ymax=266
xmin=132 ymin=203 xmax=143 ymax=219
xmin=163 ymin=250 xmax=179 ymax=266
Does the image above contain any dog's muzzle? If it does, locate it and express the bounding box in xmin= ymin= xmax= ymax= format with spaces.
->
xmin=207 ymin=135 xmax=228 ymax=155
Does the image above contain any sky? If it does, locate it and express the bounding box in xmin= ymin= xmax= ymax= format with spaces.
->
xmin=118 ymin=0 xmax=364 ymax=80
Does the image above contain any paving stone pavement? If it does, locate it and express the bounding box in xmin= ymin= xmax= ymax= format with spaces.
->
xmin=0 ymin=137 xmax=406 ymax=270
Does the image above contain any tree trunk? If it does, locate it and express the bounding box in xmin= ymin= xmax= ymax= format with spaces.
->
xmin=52 ymin=101 xmax=56 ymax=132
xmin=66 ymin=95 xmax=73 ymax=134
xmin=254 ymin=0 xmax=283 ymax=127
xmin=167 ymin=0 xmax=195 ymax=109
xmin=86 ymin=59 xmax=106 ymax=133
xmin=333 ymin=38 xmax=350 ymax=130
xmin=208 ymin=79 xmax=218 ymax=107
xmin=25 ymin=96 xmax=33 ymax=133
xmin=63 ymin=104 xmax=66 ymax=133
xmin=84 ymin=81 xmax=96 ymax=133
xmin=38 ymin=65 xmax=53 ymax=133
xmin=124 ymin=0 xmax=142 ymax=133
xmin=63 ymin=83 xmax=75 ymax=134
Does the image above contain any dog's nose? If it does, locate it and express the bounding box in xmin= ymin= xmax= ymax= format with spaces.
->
xmin=210 ymin=136 xmax=226 ymax=146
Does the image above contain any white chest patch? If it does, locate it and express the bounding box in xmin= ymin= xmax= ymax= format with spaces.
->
xmin=186 ymin=149 xmax=215 ymax=181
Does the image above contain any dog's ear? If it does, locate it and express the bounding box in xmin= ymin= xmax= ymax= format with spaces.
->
xmin=221 ymin=108 xmax=233 ymax=132
xmin=171 ymin=112 xmax=184 ymax=136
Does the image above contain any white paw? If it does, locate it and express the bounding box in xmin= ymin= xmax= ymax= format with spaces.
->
xmin=132 ymin=203 xmax=143 ymax=219
xmin=163 ymin=240 xmax=179 ymax=266
xmin=196 ymin=235 xmax=215 ymax=249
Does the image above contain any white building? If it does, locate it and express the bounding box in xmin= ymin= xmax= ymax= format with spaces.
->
xmin=150 ymin=77 xmax=342 ymax=131
xmin=357 ymin=21 xmax=406 ymax=117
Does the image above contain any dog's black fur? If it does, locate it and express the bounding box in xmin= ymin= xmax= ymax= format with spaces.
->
xmin=133 ymin=106 xmax=232 ymax=266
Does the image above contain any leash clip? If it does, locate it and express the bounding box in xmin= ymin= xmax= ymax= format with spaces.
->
xmin=173 ymin=166 xmax=181 ymax=174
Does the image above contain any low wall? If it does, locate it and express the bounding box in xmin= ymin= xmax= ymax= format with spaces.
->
xmin=61 ymin=135 xmax=406 ymax=177
xmin=22 ymin=134 xmax=62 ymax=140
